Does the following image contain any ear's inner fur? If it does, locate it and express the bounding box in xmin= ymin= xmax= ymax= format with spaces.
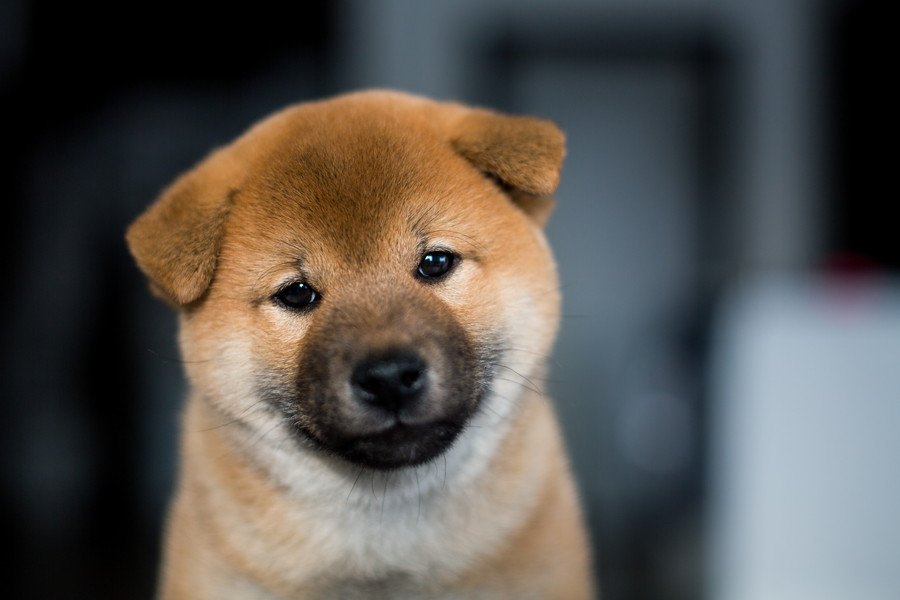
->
xmin=479 ymin=170 xmax=557 ymax=228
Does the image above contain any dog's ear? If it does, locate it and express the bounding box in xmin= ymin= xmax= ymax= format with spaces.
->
xmin=126 ymin=148 xmax=237 ymax=307
xmin=449 ymin=108 xmax=565 ymax=226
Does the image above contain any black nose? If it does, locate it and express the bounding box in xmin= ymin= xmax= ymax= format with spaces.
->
xmin=351 ymin=351 xmax=427 ymax=413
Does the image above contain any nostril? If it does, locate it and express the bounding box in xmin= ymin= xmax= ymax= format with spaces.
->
xmin=357 ymin=375 xmax=379 ymax=395
xmin=399 ymin=368 xmax=422 ymax=389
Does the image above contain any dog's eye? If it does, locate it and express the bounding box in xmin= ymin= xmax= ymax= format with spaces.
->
xmin=274 ymin=282 xmax=319 ymax=310
xmin=417 ymin=251 xmax=456 ymax=280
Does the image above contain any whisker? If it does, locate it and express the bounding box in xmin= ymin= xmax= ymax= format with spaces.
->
xmin=347 ymin=466 xmax=364 ymax=503
xmin=495 ymin=364 xmax=545 ymax=397
xmin=196 ymin=399 xmax=270 ymax=432
xmin=248 ymin=419 xmax=285 ymax=450
xmin=371 ymin=470 xmax=379 ymax=501
xmin=503 ymin=346 xmax=553 ymax=359
xmin=492 ymin=375 xmax=543 ymax=397
xmin=479 ymin=402 xmax=503 ymax=420
xmin=146 ymin=347 xmax=213 ymax=364
xmin=381 ymin=471 xmax=392 ymax=522
xmin=415 ymin=466 xmax=422 ymax=525
xmin=273 ymin=428 xmax=294 ymax=454
xmin=212 ymin=416 xmax=285 ymax=462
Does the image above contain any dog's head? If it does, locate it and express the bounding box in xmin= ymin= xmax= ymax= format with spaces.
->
xmin=127 ymin=91 xmax=564 ymax=470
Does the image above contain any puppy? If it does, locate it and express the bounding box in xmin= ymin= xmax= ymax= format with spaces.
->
xmin=127 ymin=90 xmax=594 ymax=599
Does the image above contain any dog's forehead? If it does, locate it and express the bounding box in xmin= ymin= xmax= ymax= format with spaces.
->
xmin=229 ymin=113 xmax=495 ymax=263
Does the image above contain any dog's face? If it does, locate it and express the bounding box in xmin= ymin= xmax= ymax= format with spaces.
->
xmin=127 ymin=91 xmax=564 ymax=471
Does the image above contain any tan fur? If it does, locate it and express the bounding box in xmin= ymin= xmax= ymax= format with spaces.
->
xmin=128 ymin=90 xmax=594 ymax=599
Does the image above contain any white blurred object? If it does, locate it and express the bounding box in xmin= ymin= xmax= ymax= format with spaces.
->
xmin=708 ymin=276 xmax=900 ymax=600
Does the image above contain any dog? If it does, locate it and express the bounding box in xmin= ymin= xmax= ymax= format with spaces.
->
xmin=127 ymin=90 xmax=594 ymax=599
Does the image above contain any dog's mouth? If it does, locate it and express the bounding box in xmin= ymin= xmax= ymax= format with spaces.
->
xmin=337 ymin=420 xmax=464 ymax=469
xmin=297 ymin=419 xmax=466 ymax=470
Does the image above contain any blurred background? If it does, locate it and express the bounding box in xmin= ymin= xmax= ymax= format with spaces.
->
xmin=1 ymin=0 xmax=896 ymax=598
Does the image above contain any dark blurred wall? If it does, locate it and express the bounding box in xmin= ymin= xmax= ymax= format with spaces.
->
xmin=0 ymin=1 xmax=891 ymax=599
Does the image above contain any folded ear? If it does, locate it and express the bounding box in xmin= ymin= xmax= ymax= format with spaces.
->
xmin=448 ymin=108 xmax=565 ymax=226
xmin=126 ymin=148 xmax=237 ymax=306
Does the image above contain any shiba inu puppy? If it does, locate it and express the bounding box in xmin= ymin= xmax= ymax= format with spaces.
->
xmin=127 ymin=90 xmax=594 ymax=599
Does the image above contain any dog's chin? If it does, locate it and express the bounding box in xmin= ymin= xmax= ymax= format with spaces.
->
xmin=298 ymin=420 xmax=466 ymax=471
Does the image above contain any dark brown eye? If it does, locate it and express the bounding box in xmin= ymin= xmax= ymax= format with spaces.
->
xmin=274 ymin=282 xmax=319 ymax=310
xmin=417 ymin=251 xmax=456 ymax=280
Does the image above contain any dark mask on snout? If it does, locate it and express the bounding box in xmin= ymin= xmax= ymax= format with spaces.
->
xmin=285 ymin=284 xmax=492 ymax=470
